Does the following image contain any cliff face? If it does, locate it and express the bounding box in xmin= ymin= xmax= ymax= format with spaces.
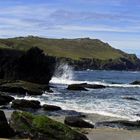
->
xmin=0 ymin=47 xmax=56 ymax=84
xmin=56 ymin=55 xmax=140 ymax=71
xmin=0 ymin=36 xmax=140 ymax=71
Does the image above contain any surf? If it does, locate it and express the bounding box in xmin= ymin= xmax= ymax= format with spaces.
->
xmin=50 ymin=63 xmax=140 ymax=88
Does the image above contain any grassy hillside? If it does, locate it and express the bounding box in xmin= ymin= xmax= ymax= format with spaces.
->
xmin=0 ymin=36 xmax=136 ymax=61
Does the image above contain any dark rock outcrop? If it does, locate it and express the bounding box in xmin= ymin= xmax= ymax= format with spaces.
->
xmin=0 ymin=93 xmax=14 ymax=105
xmin=57 ymin=55 xmax=140 ymax=71
xmin=11 ymin=99 xmax=41 ymax=109
xmin=0 ymin=80 xmax=49 ymax=95
xmin=0 ymin=110 xmax=15 ymax=138
xmin=17 ymin=47 xmax=55 ymax=84
xmin=0 ymin=47 xmax=55 ymax=84
xmin=43 ymin=104 xmax=62 ymax=111
xmin=46 ymin=109 xmax=86 ymax=117
xmin=0 ymin=106 xmax=9 ymax=109
xmin=1 ymin=36 xmax=140 ymax=71
xmin=65 ymin=116 xmax=94 ymax=128
xmin=79 ymin=83 xmax=106 ymax=89
xmin=122 ymin=96 xmax=138 ymax=101
xmin=10 ymin=111 xmax=88 ymax=140
xmin=67 ymin=83 xmax=106 ymax=91
xmin=0 ymin=86 xmax=28 ymax=95
xmin=95 ymin=120 xmax=140 ymax=130
xmin=67 ymin=84 xmax=88 ymax=91
xmin=130 ymin=81 xmax=140 ymax=85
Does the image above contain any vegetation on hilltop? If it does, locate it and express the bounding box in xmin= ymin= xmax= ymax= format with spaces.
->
xmin=0 ymin=36 xmax=139 ymax=70
xmin=0 ymin=36 xmax=136 ymax=60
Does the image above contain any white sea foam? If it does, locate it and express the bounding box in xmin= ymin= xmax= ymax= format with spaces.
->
xmin=13 ymin=95 xmax=40 ymax=101
xmin=51 ymin=63 xmax=140 ymax=87
xmin=51 ymin=76 xmax=140 ymax=88
xmin=12 ymin=92 xmax=140 ymax=121
xmin=53 ymin=62 xmax=74 ymax=80
xmin=12 ymin=64 xmax=140 ymax=121
xmin=38 ymin=96 xmax=140 ymax=121
xmin=49 ymin=64 xmax=140 ymax=121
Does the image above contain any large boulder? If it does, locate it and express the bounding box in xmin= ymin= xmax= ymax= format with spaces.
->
xmin=10 ymin=111 xmax=88 ymax=140
xmin=67 ymin=84 xmax=88 ymax=91
xmin=16 ymin=47 xmax=56 ymax=84
xmin=0 ymin=80 xmax=49 ymax=95
xmin=79 ymin=83 xmax=106 ymax=89
xmin=43 ymin=104 xmax=62 ymax=111
xmin=130 ymin=81 xmax=140 ymax=85
xmin=11 ymin=99 xmax=41 ymax=109
xmin=0 ymin=110 xmax=15 ymax=138
xmin=0 ymin=47 xmax=56 ymax=84
xmin=67 ymin=83 xmax=106 ymax=91
xmin=0 ymin=93 xmax=14 ymax=105
xmin=64 ymin=116 xmax=94 ymax=128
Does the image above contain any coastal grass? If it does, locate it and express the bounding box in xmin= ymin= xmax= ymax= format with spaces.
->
xmin=0 ymin=36 xmax=133 ymax=60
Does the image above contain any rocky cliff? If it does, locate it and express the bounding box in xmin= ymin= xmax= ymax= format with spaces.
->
xmin=0 ymin=36 xmax=140 ymax=71
xmin=0 ymin=47 xmax=56 ymax=84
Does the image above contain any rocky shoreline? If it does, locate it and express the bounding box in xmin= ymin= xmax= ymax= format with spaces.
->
xmin=56 ymin=56 xmax=140 ymax=71
xmin=2 ymin=36 xmax=140 ymax=71
xmin=2 ymin=108 xmax=140 ymax=140
xmin=0 ymin=47 xmax=140 ymax=139
xmin=0 ymin=79 xmax=140 ymax=139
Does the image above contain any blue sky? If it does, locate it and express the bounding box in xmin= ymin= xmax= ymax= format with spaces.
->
xmin=1 ymin=0 xmax=140 ymax=56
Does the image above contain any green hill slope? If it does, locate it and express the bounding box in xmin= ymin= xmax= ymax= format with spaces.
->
xmin=0 ymin=36 xmax=134 ymax=61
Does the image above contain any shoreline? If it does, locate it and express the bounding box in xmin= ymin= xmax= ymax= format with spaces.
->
xmin=49 ymin=111 xmax=140 ymax=140
xmin=86 ymin=128 xmax=140 ymax=140
xmin=2 ymin=108 xmax=140 ymax=140
xmin=49 ymin=111 xmax=125 ymax=123
xmin=50 ymin=112 xmax=140 ymax=140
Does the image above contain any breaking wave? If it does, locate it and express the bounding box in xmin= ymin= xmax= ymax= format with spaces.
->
xmin=51 ymin=64 xmax=140 ymax=88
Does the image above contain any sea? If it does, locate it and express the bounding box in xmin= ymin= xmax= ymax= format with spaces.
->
xmin=14 ymin=64 xmax=140 ymax=121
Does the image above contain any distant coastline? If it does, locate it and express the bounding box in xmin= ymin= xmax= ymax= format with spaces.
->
xmin=0 ymin=36 xmax=140 ymax=71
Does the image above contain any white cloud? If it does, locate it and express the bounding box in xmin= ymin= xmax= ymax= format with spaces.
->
xmin=0 ymin=0 xmax=140 ymax=55
xmin=0 ymin=2 xmax=140 ymax=37
xmin=57 ymin=25 xmax=140 ymax=33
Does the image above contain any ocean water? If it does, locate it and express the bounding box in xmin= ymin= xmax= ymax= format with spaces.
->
xmin=14 ymin=65 xmax=140 ymax=121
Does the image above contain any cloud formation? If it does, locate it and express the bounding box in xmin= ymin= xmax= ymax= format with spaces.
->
xmin=0 ymin=0 xmax=140 ymax=34
xmin=0 ymin=0 xmax=140 ymax=55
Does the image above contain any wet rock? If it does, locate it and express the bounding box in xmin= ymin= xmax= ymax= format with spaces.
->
xmin=64 ymin=116 xmax=94 ymax=128
xmin=135 ymin=114 xmax=140 ymax=117
xmin=110 ymin=82 xmax=122 ymax=84
xmin=67 ymin=83 xmax=106 ymax=91
xmin=67 ymin=84 xmax=88 ymax=91
xmin=80 ymin=83 xmax=106 ymax=89
xmin=0 ymin=106 xmax=9 ymax=109
xmin=122 ymin=96 xmax=138 ymax=101
xmin=46 ymin=109 xmax=86 ymax=117
xmin=0 ymin=93 xmax=14 ymax=105
xmin=0 ymin=80 xmax=49 ymax=95
xmin=0 ymin=47 xmax=56 ymax=85
xmin=95 ymin=120 xmax=140 ymax=130
xmin=43 ymin=104 xmax=62 ymax=111
xmin=130 ymin=81 xmax=140 ymax=85
xmin=11 ymin=99 xmax=41 ymax=109
xmin=10 ymin=111 xmax=88 ymax=140
xmin=0 ymin=110 xmax=15 ymax=138
xmin=0 ymin=86 xmax=27 ymax=95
